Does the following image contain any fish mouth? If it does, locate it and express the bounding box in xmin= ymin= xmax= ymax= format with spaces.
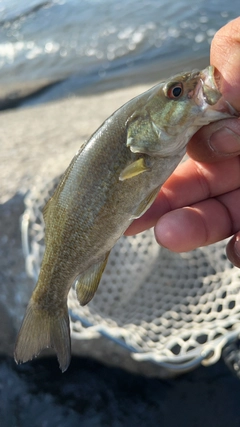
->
xmin=198 ymin=66 xmax=238 ymax=117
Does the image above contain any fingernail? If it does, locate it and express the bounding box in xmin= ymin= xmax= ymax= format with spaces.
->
xmin=234 ymin=235 xmax=240 ymax=258
xmin=209 ymin=127 xmax=240 ymax=154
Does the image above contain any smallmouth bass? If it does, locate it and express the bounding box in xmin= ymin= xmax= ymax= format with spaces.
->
xmin=14 ymin=66 xmax=236 ymax=371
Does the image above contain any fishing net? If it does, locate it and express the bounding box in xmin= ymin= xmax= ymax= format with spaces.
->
xmin=21 ymin=175 xmax=240 ymax=378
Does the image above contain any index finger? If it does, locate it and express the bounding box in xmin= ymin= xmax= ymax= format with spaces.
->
xmin=126 ymin=155 xmax=240 ymax=235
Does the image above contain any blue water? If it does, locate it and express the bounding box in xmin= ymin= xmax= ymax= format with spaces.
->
xmin=0 ymin=0 xmax=239 ymax=106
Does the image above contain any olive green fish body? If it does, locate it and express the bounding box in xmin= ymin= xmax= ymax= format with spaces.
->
xmin=14 ymin=66 xmax=236 ymax=371
xmin=33 ymin=87 xmax=188 ymax=309
xmin=42 ymin=114 xmax=183 ymax=280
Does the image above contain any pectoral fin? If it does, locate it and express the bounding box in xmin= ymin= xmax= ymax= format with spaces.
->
xmin=75 ymin=252 xmax=110 ymax=306
xmin=131 ymin=186 xmax=160 ymax=219
xmin=119 ymin=158 xmax=149 ymax=181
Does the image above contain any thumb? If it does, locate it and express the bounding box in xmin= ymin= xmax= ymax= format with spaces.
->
xmin=211 ymin=17 xmax=240 ymax=112
xmin=187 ymin=18 xmax=240 ymax=163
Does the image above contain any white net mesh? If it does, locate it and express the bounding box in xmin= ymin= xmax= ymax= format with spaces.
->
xmin=21 ymin=175 xmax=240 ymax=376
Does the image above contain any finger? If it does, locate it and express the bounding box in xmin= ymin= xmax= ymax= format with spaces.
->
xmin=226 ymin=232 xmax=240 ymax=268
xmin=187 ymin=17 xmax=240 ymax=163
xmin=126 ymin=156 xmax=240 ymax=236
xmin=187 ymin=118 xmax=240 ymax=163
xmin=210 ymin=17 xmax=240 ymax=112
xmin=155 ymin=187 xmax=240 ymax=253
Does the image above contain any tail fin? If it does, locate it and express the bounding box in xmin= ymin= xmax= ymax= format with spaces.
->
xmin=14 ymin=300 xmax=71 ymax=372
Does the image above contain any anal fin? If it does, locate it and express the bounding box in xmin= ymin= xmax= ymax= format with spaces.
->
xmin=131 ymin=186 xmax=160 ymax=220
xmin=75 ymin=252 xmax=110 ymax=306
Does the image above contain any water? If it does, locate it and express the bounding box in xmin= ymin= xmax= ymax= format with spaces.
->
xmin=0 ymin=0 xmax=239 ymax=106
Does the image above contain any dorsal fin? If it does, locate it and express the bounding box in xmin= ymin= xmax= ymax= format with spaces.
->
xmin=41 ymin=143 xmax=88 ymax=223
xmin=42 ymin=197 xmax=52 ymax=222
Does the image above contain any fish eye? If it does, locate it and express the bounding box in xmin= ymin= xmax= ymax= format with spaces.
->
xmin=167 ymin=83 xmax=183 ymax=99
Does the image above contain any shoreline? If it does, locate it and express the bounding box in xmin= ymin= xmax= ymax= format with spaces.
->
xmin=1 ymin=55 xmax=209 ymax=203
xmin=0 ymin=55 xmax=209 ymax=111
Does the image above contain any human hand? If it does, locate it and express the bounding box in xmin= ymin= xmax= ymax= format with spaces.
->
xmin=126 ymin=17 xmax=240 ymax=267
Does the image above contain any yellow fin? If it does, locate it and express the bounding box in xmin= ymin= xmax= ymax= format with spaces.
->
xmin=131 ymin=186 xmax=160 ymax=219
xmin=14 ymin=299 xmax=71 ymax=372
xmin=119 ymin=158 xmax=149 ymax=181
xmin=75 ymin=252 xmax=110 ymax=306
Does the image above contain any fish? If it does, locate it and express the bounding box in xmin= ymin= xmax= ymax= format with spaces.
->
xmin=14 ymin=65 xmax=237 ymax=372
